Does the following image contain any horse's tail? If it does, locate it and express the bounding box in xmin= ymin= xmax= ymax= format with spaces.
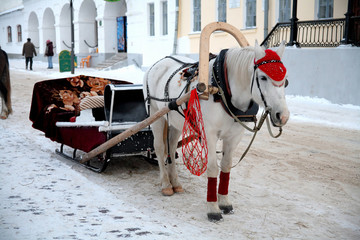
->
xmin=0 ymin=49 xmax=12 ymax=114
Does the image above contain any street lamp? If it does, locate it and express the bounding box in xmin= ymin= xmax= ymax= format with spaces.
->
xmin=288 ymin=0 xmax=299 ymax=47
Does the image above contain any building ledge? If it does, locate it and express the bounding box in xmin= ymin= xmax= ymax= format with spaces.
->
xmin=0 ymin=5 xmax=24 ymax=16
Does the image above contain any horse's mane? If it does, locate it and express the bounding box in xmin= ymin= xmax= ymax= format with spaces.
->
xmin=226 ymin=47 xmax=255 ymax=75
xmin=225 ymin=46 xmax=256 ymax=86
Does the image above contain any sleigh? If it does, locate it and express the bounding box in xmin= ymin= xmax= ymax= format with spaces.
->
xmin=29 ymin=75 xmax=156 ymax=172
xmin=29 ymin=22 xmax=267 ymax=176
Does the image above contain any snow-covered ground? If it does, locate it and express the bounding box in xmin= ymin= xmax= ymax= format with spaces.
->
xmin=1 ymin=59 xmax=359 ymax=239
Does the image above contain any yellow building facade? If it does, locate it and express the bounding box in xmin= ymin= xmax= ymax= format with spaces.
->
xmin=177 ymin=0 xmax=348 ymax=54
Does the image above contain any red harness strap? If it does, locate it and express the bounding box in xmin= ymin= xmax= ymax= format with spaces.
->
xmin=218 ymin=171 xmax=230 ymax=195
xmin=207 ymin=177 xmax=217 ymax=202
xmin=207 ymin=171 xmax=231 ymax=202
xmin=223 ymin=60 xmax=232 ymax=97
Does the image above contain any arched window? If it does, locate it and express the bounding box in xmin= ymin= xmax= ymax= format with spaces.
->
xmin=7 ymin=26 xmax=12 ymax=42
xmin=17 ymin=25 xmax=22 ymax=42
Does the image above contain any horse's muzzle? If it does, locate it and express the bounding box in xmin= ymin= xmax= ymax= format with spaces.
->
xmin=271 ymin=110 xmax=289 ymax=127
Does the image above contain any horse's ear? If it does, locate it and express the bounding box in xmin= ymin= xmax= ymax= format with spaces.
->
xmin=276 ymin=41 xmax=286 ymax=59
xmin=254 ymin=40 xmax=265 ymax=60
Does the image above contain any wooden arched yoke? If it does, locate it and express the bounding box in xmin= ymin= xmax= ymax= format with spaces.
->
xmin=198 ymin=22 xmax=250 ymax=100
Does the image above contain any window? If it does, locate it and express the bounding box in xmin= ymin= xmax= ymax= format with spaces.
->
xmin=218 ymin=0 xmax=227 ymax=22
xmin=17 ymin=25 xmax=22 ymax=42
xmin=149 ymin=3 xmax=155 ymax=36
xmin=246 ymin=0 xmax=256 ymax=28
xmin=7 ymin=26 xmax=12 ymax=42
xmin=162 ymin=1 xmax=168 ymax=35
xmin=279 ymin=0 xmax=291 ymax=22
xmin=318 ymin=0 xmax=333 ymax=19
xmin=193 ymin=0 xmax=201 ymax=32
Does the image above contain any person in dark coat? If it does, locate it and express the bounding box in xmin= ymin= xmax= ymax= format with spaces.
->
xmin=45 ymin=40 xmax=54 ymax=69
xmin=22 ymin=38 xmax=37 ymax=70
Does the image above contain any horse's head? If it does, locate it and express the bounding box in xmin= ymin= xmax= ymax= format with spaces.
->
xmin=252 ymin=41 xmax=290 ymax=127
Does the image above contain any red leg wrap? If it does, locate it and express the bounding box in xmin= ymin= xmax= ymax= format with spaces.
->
xmin=207 ymin=177 xmax=217 ymax=202
xmin=218 ymin=171 xmax=230 ymax=195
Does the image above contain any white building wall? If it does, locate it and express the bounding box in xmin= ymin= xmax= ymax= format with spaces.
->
xmin=281 ymin=47 xmax=360 ymax=106
xmin=0 ymin=8 xmax=24 ymax=54
xmin=0 ymin=0 xmax=177 ymax=67
xmin=127 ymin=0 xmax=176 ymax=67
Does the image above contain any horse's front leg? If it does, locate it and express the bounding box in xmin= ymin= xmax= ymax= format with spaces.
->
xmin=206 ymin=135 xmax=222 ymax=221
xmin=218 ymin=128 xmax=245 ymax=213
xmin=218 ymin=138 xmax=237 ymax=214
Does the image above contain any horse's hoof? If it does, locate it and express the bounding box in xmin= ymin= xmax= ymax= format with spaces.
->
xmin=173 ymin=186 xmax=184 ymax=193
xmin=161 ymin=187 xmax=174 ymax=196
xmin=207 ymin=212 xmax=223 ymax=222
xmin=219 ymin=205 xmax=234 ymax=214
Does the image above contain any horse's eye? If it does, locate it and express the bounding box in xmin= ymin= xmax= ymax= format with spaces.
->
xmin=285 ymin=79 xmax=289 ymax=88
xmin=261 ymin=76 xmax=267 ymax=81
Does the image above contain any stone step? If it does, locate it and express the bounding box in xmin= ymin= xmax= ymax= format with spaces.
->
xmin=96 ymin=53 xmax=127 ymax=70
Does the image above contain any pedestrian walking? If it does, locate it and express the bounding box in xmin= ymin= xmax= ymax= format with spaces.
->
xmin=22 ymin=38 xmax=37 ymax=70
xmin=45 ymin=40 xmax=54 ymax=69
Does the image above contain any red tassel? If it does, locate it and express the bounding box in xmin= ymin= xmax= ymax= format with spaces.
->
xmin=207 ymin=177 xmax=217 ymax=202
xmin=218 ymin=171 xmax=230 ymax=195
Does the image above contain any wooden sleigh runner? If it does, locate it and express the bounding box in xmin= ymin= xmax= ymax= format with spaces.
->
xmin=29 ymin=76 xmax=156 ymax=172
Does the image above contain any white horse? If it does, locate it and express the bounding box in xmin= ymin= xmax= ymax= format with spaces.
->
xmin=143 ymin=41 xmax=289 ymax=221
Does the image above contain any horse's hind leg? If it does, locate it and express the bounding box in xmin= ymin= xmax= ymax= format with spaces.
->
xmin=167 ymin=126 xmax=183 ymax=193
xmin=151 ymin=117 xmax=178 ymax=196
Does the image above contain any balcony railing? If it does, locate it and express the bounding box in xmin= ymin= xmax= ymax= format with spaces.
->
xmin=261 ymin=18 xmax=346 ymax=48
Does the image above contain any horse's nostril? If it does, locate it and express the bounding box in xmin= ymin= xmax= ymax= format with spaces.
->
xmin=276 ymin=112 xmax=281 ymax=121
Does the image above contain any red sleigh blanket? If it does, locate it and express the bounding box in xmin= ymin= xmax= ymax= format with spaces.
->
xmin=29 ymin=75 xmax=130 ymax=152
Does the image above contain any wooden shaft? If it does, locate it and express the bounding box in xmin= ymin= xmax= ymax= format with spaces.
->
xmin=80 ymin=90 xmax=194 ymax=163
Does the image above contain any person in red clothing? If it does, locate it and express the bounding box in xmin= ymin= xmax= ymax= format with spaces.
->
xmin=45 ymin=40 xmax=54 ymax=69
